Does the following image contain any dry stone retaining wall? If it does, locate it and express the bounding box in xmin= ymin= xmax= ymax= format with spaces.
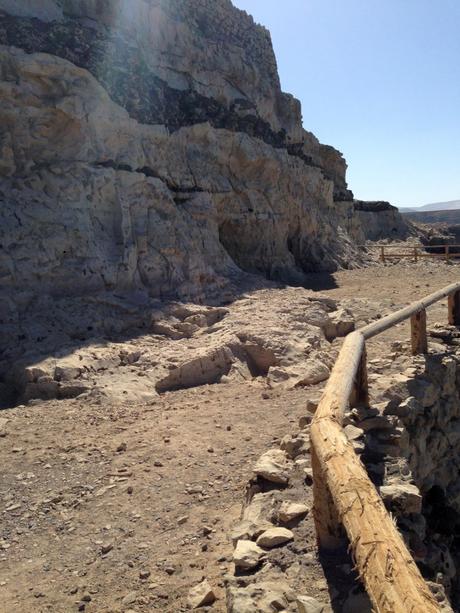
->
xmin=225 ymin=326 xmax=460 ymax=612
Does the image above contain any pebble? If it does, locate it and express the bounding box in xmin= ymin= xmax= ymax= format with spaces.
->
xmin=116 ymin=442 xmax=127 ymax=453
xmin=297 ymin=595 xmax=326 ymax=613
xmin=139 ymin=570 xmax=151 ymax=580
xmin=121 ymin=591 xmax=137 ymax=606
xmin=187 ymin=579 xmax=216 ymax=609
xmin=100 ymin=542 xmax=113 ymax=555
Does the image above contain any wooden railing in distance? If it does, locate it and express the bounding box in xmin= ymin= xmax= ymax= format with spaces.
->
xmin=310 ymin=282 xmax=460 ymax=613
xmin=376 ymin=244 xmax=460 ymax=262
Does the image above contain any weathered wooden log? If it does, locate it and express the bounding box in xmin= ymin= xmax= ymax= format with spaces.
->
xmin=350 ymin=344 xmax=369 ymax=407
xmin=311 ymin=447 xmax=344 ymax=549
xmin=310 ymin=417 xmax=440 ymax=612
xmin=311 ymin=326 xmax=445 ymax=611
xmin=410 ymin=308 xmax=427 ymax=354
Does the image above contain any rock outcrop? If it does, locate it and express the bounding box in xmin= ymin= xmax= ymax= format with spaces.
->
xmin=0 ymin=0 xmax=411 ymax=368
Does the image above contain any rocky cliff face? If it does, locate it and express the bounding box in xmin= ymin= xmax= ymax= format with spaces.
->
xmin=0 ymin=0 xmax=409 ymax=314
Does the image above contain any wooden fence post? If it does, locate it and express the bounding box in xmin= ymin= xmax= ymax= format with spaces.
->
xmin=445 ymin=245 xmax=449 ymax=261
xmin=350 ymin=346 xmax=369 ymax=408
xmin=448 ymin=290 xmax=460 ymax=325
xmin=414 ymin=246 xmax=418 ymax=262
xmin=411 ymin=308 xmax=427 ymax=354
xmin=380 ymin=246 xmax=385 ymax=262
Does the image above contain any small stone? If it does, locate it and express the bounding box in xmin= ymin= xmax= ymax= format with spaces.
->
xmin=233 ymin=540 xmax=265 ymax=570
xmin=344 ymin=424 xmax=364 ymax=441
xmin=296 ymin=595 xmax=326 ymax=613
xmin=202 ymin=526 xmax=212 ymax=536
xmin=253 ymin=449 xmax=292 ymax=484
xmin=165 ymin=565 xmax=175 ymax=575
xmin=81 ymin=594 xmax=91 ymax=602
xmin=100 ymin=542 xmax=113 ymax=555
xmin=278 ymin=502 xmax=309 ymax=523
xmin=380 ymin=483 xmax=422 ymax=515
xmin=139 ymin=570 xmax=151 ymax=580
xmin=154 ymin=460 xmax=163 ymax=467
xmin=187 ymin=579 xmax=216 ymax=608
xmin=298 ymin=414 xmax=312 ymax=429
xmin=256 ymin=527 xmax=294 ymax=549
xmin=116 ymin=442 xmax=127 ymax=453
xmin=178 ymin=515 xmax=189 ymax=525
xmin=121 ymin=591 xmax=137 ymax=606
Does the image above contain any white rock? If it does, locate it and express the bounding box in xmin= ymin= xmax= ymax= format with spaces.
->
xmin=278 ymin=502 xmax=309 ymax=523
xmin=228 ymin=580 xmax=294 ymax=613
xmin=187 ymin=579 xmax=216 ymax=609
xmin=344 ymin=424 xmax=364 ymax=441
xmin=297 ymin=595 xmax=326 ymax=613
xmin=256 ymin=527 xmax=294 ymax=548
xmin=380 ymin=483 xmax=422 ymax=514
xmin=253 ymin=449 xmax=292 ymax=484
xmin=293 ymin=361 xmax=330 ymax=387
xmin=232 ymin=540 xmax=265 ymax=570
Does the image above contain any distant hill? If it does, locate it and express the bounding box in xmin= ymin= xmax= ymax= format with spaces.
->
xmin=402 ymin=208 xmax=460 ymax=225
xmin=399 ymin=200 xmax=460 ymax=213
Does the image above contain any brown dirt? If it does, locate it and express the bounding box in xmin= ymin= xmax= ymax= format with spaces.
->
xmin=1 ymin=260 xmax=459 ymax=612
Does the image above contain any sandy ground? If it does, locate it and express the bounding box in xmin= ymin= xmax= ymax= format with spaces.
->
xmin=1 ymin=260 xmax=459 ymax=613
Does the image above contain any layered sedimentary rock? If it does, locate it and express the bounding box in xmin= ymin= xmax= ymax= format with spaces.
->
xmin=337 ymin=200 xmax=412 ymax=243
xmin=0 ymin=0 xmax=409 ymax=314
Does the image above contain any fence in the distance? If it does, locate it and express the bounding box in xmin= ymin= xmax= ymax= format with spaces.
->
xmin=374 ymin=244 xmax=460 ymax=261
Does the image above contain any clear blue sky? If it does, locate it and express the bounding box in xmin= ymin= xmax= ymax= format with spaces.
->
xmin=232 ymin=0 xmax=460 ymax=207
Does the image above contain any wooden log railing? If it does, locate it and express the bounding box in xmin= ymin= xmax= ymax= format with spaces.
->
xmin=310 ymin=282 xmax=460 ymax=613
xmin=376 ymin=244 xmax=460 ymax=262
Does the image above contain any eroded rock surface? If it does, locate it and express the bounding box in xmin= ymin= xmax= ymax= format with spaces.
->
xmin=1 ymin=287 xmax=357 ymax=405
xmin=0 ymin=0 xmax=411 ymax=334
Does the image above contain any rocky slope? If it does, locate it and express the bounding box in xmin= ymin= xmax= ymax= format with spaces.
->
xmin=0 ymin=0 xmax=410 ymax=318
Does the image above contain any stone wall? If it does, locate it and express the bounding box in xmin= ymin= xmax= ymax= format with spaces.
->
xmin=224 ymin=326 xmax=460 ymax=611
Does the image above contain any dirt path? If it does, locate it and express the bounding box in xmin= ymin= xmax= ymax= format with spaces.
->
xmin=1 ymin=260 xmax=459 ymax=612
